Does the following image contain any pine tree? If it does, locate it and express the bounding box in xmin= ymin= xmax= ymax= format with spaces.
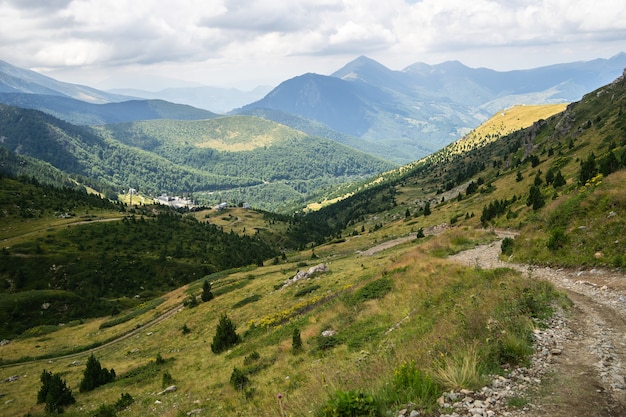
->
xmin=423 ymin=201 xmax=431 ymax=216
xmin=201 ymin=279 xmax=214 ymax=302
xmin=37 ymin=370 xmax=76 ymax=413
xmin=211 ymin=314 xmax=241 ymax=354
xmin=292 ymin=328 xmax=303 ymax=353
xmin=79 ymin=354 xmax=116 ymax=392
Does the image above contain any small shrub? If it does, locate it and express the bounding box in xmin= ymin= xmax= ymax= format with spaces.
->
xmin=292 ymin=328 xmax=303 ymax=353
xmin=201 ymin=279 xmax=214 ymax=302
xmin=316 ymin=335 xmax=342 ymax=351
xmin=183 ymin=295 xmax=198 ymax=308
xmin=500 ymin=237 xmax=514 ymax=256
xmin=350 ymin=278 xmax=392 ymax=305
xmin=162 ymin=371 xmax=174 ymax=388
xmin=546 ymin=228 xmax=567 ymax=251
xmin=294 ymin=284 xmax=321 ymax=297
xmin=232 ymin=294 xmax=261 ymax=308
xmin=181 ymin=323 xmax=191 ymax=334
xmin=415 ymin=227 xmax=425 ymax=238
xmin=94 ymin=404 xmax=118 ymax=417
xmin=392 ymin=361 xmax=441 ymax=409
xmin=320 ymin=389 xmax=381 ymax=417
xmin=243 ymin=351 xmax=261 ymax=365
xmin=230 ymin=367 xmax=250 ymax=391
xmin=155 ymin=353 xmax=166 ymax=365
xmin=115 ymin=392 xmax=134 ymax=410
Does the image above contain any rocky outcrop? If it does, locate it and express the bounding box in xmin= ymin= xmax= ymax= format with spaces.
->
xmin=282 ymin=263 xmax=328 ymax=287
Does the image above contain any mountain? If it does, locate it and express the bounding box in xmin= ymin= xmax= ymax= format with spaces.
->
xmin=0 ymin=59 xmax=129 ymax=103
xmin=0 ymin=104 xmax=395 ymax=210
xmin=236 ymin=53 xmax=626 ymax=163
xmin=0 ymin=60 xmax=220 ymax=124
xmin=0 ymin=93 xmax=219 ymax=125
xmin=108 ymin=85 xmax=272 ymax=113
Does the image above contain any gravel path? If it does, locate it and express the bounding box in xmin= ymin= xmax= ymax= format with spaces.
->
xmin=444 ymin=235 xmax=626 ymax=417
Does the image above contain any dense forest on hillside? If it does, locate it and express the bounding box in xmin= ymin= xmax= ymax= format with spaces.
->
xmin=0 ymin=105 xmax=395 ymax=210
xmin=0 ymin=175 xmax=278 ymax=338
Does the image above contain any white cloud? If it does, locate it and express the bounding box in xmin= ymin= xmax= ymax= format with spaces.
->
xmin=0 ymin=0 xmax=624 ymax=88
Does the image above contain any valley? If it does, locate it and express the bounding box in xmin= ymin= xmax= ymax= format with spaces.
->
xmin=0 ymin=56 xmax=625 ymax=417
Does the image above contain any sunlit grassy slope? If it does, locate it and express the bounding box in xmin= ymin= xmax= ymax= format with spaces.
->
xmin=0 ymin=229 xmax=558 ymax=417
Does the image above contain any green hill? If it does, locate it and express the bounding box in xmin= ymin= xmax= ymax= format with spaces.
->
xmin=0 ymin=107 xmax=396 ymax=210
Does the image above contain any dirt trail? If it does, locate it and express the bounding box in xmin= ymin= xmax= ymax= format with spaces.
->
xmin=449 ymin=236 xmax=626 ymax=416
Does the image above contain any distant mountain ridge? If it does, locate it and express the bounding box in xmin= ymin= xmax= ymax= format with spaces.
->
xmin=0 ymin=60 xmax=218 ymax=124
xmin=0 ymin=59 xmax=129 ymax=103
xmin=236 ymin=53 xmax=626 ymax=163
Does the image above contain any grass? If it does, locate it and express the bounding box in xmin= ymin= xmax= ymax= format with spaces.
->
xmin=432 ymin=345 xmax=487 ymax=391
xmin=0 ymin=229 xmax=561 ymax=417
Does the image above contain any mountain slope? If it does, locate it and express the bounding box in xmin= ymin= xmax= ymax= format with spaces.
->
xmin=0 ymin=105 xmax=395 ymax=210
xmin=0 ymin=93 xmax=218 ymax=125
xmin=237 ymin=53 xmax=626 ymax=163
xmin=0 ymin=59 xmax=129 ymax=103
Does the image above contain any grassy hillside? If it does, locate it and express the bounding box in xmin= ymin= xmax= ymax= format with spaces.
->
xmin=0 ymin=228 xmax=561 ymax=417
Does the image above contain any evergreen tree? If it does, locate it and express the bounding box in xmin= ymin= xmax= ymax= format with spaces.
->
xmin=37 ymin=370 xmax=76 ymax=413
xmin=579 ymin=153 xmax=597 ymax=185
xmin=423 ymin=201 xmax=431 ymax=216
xmin=79 ymin=354 xmax=116 ymax=393
xmin=292 ymin=328 xmax=303 ymax=353
xmin=527 ymin=185 xmax=545 ymax=210
xmin=553 ymin=170 xmax=566 ymax=188
xmin=201 ymin=279 xmax=214 ymax=302
xmin=211 ymin=314 xmax=241 ymax=354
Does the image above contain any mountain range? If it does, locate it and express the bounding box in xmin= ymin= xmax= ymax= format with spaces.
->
xmin=2 ymin=55 xmax=625 ymax=164
xmin=236 ymin=53 xmax=626 ymax=162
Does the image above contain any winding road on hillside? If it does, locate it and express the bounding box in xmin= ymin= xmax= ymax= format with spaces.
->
xmin=448 ymin=234 xmax=626 ymax=416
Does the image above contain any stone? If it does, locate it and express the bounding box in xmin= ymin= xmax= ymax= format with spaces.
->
xmin=158 ymin=385 xmax=177 ymax=395
xmin=550 ymin=349 xmax=563 ymax=355
xmin=409 ymin=410 xmax=420 ymax=417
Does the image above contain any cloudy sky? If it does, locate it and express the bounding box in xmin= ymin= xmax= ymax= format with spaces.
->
xmin=1 ymin=0 xmax=625 ymax=91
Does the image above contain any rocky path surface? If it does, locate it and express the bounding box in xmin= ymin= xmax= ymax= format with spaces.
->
xmin=442 ymin=236 xmax=626 ymax=417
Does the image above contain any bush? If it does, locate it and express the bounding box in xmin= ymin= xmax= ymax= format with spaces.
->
xmin=183 ymin=295 xmax=198 ymax=308
xmin=115 ymin=392 xmax=134 ymax=410
xmin=546 ymin=228 xmax=567 ymax=251
xmin=243 ymin=351 xmax=261 ymax=365
xmin=350 ymin=278 xmax=393 ymax=304
xmin=211 ymin=314 xmax=241 ymax=354
xmin=230 ymin=367 xmax=249 ymax=391
xmin=391 ymin=361 xmax=441 ymax=410
xmin=292 ymin=328 xmax=303 ymax=353
xmin=162 ymin=371 xmax=175 ymax=388
xmin=294 ymin=284 xmax=321 ymax=297
xmin=501 ymin=237 xmax=514 ymax=256
xmin=319 ymin=389 xmax=381 ymax=417
xmin=94 ymin=404 xmax=118 ymax=417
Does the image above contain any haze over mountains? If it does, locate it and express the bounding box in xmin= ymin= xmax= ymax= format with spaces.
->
xmin=236 ymin=53 xmax=626 ymax=162
xmin=1 ymin=53 xmax=625 ymax=166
